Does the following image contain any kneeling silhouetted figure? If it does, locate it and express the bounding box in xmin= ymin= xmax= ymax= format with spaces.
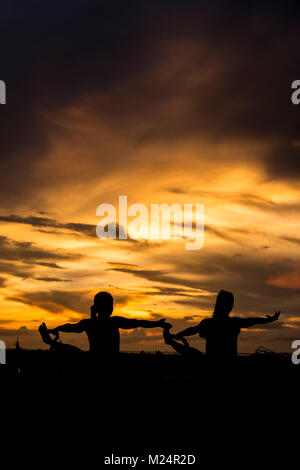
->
xmin=174 ymin=290 xmax=280 ymax=361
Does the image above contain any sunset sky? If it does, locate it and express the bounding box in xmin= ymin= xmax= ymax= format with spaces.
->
xmin=1 ymin=0 xmax=300 ymax=352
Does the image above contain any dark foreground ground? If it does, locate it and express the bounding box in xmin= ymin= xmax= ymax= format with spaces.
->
xmin=2 ymin=346 xmax=297 ymax=385
xmin=0 ymin=346 xmax=296 ymax=382
xmin=2 ymin=347 xmax=298 ymax=462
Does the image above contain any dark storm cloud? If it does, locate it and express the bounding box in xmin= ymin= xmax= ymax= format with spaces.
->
xmin=108 ymin=262 xmax=139 ymax=268
xmin=0 ymin=260 xmax=33 ymax=280
xmin=264 ymin=140 xmax=300 ymax=181
xmin=110 ymin=251 xmax=300 ymax=317
xmin=0 ymin=0 xmax=142 ymax=202
xmin=6 ymin=289 xmax=91 ymax=314
xmin=166 ymin=188 xmax=187 ymax=195
xmin=107 ymin=266 xmax=204 ymax=290
xmin=0 ymin=236 xmax=81 ymax=282
xmin=146 ymin=286 xmax=200 ymax=297
xmin=0 ymin=0 xmax=300 ymax=205
xmin=0 ymin=259 xmax=66 ymax=282
xmin=34 ymin=262 xmax=64 ymax=269
xmin=0 ymin=214 xmax=96 ymax=237
xmin=231 ymin=194 xmax=300 ymax=215
xmin=281 ymin=236 xmax=300 ymax=246
xmin=0 ymin=214 xmax=145 ymax=246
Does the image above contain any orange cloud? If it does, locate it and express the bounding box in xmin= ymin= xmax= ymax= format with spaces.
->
xmin=267 ymin=270 xmax=300 ymax=289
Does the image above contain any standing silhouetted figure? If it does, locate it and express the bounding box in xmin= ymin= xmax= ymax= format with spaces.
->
xmin=42 ymin=291 xmax=170 ymax=359
xmin=174 ymin=290 xmax=280 ymax=361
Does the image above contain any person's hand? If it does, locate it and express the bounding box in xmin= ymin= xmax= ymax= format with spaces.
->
xmin=158 ymin=319 xmax=172 ymax=329
xmin=266 ymin=310 xmax=281 ymax=322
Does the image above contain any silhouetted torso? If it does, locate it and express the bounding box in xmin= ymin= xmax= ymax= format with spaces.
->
xmin=199 ymin=317 xmax=241 ymax=360
xmin=79 ymin=316 xmax=134 ymax=357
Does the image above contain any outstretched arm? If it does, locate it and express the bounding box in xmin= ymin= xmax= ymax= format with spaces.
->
xmin=116 ymin=317 xmax=171 ymax=330
xmin=138 ymin=319 xmax=171 ymax=328
xmin=237 ymin=311 xmax=280 ymax=328
xmin=174 ymin=324 xmax=200 ymax=340
xmin=48 ymin=319 xmax=87 ymax=335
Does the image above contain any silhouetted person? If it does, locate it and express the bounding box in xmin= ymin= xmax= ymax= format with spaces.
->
xmin=174 ymin=290 xmax=280 ymax=361
xmin=41 ymin=291 xmax=170 ymax=359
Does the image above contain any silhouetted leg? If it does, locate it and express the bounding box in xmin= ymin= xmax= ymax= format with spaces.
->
xmin=39 ymin=322 xmax=82 ymax=353
xmin=163 ymin=328 xmax=190 ymax=357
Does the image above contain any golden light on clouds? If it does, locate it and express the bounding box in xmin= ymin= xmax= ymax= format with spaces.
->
xmin=1 ymin=2 xmax=300 ymax=353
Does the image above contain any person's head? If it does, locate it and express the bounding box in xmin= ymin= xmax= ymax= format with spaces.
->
xmin=213 ymin=290 xmax=234 ymax=320
xmin=92 ymin=291 xmax=113 ymax=318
